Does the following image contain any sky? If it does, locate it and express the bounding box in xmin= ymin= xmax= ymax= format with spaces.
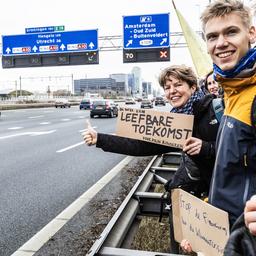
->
xmin=0 ymin=0 xmax=252 ymax=93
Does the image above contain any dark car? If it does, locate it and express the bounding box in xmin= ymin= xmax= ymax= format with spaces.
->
xmin=155 ymin=96 xmax=166 ymax=106
xmin=90 ymin=100 xmax=118 ymax=118
xmin=141 ymin=99 xmax=153 ymax=109
xmin=79 ymin=98 xmax=93 ymax=110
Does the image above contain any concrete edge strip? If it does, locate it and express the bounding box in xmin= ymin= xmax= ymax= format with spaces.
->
xmin=11 ymin=155 xmax=134 ymax=256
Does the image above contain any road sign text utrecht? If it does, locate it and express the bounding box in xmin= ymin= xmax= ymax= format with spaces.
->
xmin=2 ymin=30 xmax=98 ymax=56
xmin=123 ymin=13 xmax=169 ymax=49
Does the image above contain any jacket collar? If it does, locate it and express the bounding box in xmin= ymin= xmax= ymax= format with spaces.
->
xmin=216 ymin=65 xmax=256 ymax=94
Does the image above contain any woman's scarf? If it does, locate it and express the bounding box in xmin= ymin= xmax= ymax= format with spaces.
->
xmin=213 ymin=47 xmax=256 ymax=79
xmin=171 ymin=89 xmax=205 ymax=115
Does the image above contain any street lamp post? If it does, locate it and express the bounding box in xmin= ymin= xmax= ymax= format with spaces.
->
xmin=19 ymin=76 xmax=22 ymax=97
xmin=15 ymin=80 xmax=18 ymax=99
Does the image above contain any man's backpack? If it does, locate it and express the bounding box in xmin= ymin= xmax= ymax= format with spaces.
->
xmin=212 ymin=97 xmax=224 ymax=123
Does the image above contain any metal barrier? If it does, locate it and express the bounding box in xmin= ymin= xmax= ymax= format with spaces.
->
xmin=87 ymin=152 xmax=185 ymax=256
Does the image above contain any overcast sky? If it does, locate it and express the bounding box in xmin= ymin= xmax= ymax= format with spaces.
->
xmin=0 ymin=0 xmax=251 ymax=93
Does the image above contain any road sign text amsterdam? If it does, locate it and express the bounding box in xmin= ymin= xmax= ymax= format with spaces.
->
xmin=123 ymin=13 xmax=169 ymax=49
xmin=2 ymin=30 xmax=98 ymax=56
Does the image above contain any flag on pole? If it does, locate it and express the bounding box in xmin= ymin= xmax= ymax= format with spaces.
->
xmin=172 ymin=0 xmax=212 ymax=77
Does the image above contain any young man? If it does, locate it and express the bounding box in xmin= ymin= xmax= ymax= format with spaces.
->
xmin=180 ymin=1 xmax=256 ymax=253
xmin=201 ymin=0 xmax=256 ymax=226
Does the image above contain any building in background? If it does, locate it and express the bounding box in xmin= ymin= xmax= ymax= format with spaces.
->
xmin=142 ymin=81 xmax=152 ymax=97
xmin=131 ymin=67 xmax=142 ymax=96
xmin=127 ymin=73 xmax=135 ymax=96
xmin=74 ymin=78 xmax=117 ymax=97
xmin=74 ymin=67 xmax=144 ymax=97
xmin=109 ymin=73 xmax=129 ymax=96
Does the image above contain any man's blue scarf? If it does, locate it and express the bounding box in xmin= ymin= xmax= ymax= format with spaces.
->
xmin=213 ymin=47 xmax=256 ymax=78
xmin=171 ymin=89 xmax=205 ymax=115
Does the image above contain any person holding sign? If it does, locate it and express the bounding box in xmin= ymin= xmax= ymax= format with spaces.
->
xmin=83 ymin=64 xmax=221 ymax=197
xmin=181 ymin=0 xmax=256 ymax=253
xmin=200 ymin=0 xmax=256 ymax=227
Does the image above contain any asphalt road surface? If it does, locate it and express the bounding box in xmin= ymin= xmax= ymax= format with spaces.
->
xmin=0 ymin=106 xmax=126 ymax=256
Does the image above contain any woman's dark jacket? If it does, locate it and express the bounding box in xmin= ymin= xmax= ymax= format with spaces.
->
xmin=96 ymin=94 xmax=220 ymax=190
xmin=224 ymin=213 xmax=256 ymax=256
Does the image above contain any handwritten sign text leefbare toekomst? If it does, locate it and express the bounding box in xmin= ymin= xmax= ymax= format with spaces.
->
xmin=116 ymin=107 xmax=194 ymax=149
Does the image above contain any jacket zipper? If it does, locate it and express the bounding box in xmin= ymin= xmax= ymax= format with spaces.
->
xmin=209 ymin=115 xmax=228 ymax=202
xmin=243 ymin=153 xmax=250 ymax=203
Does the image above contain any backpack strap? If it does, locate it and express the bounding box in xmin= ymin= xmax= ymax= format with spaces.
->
xmin=212 ymin=98 xmax=224 ymax=123
xmin=251 ymin=95 xmax=256 ymax=135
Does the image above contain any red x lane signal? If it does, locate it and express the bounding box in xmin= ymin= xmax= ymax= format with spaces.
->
xmin=160 ymin=50 xmax=168 ymax=58
xmin=123 ymin=47 xmax=170 ymax=63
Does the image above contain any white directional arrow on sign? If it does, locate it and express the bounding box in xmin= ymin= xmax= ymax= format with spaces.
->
xmin=5 ymin=47 xmax=11 ymax=54
xmin=60 ymin=44 xmax=65 ymax=51
xmin=32 ymin=46 xmax=38 ymax=52
xmin=126 ymin=40 xmax=133 ymax=47
xmin=160 ymin=38 xmax=167 ymax=45
xmin=89 ymin=42 xmax=94 ymax=49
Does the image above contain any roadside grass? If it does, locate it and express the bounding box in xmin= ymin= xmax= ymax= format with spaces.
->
xmin=131 ymin=184 xmax=171 ymax=253
xmin=131 ymin=216 xmax=170 ymax=252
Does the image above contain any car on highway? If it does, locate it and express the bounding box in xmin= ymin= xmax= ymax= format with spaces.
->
xmin=125 ymin=98 xmax=136 ymax=104
xmin=135 ymin=96 xmax=142 ymax=102
xmin=90 ymin=99 xmax=118 ymax=118
xmin=155 ymin=96 xmax=166 ymax=106
xmin=79 ymin=98 xmax=93 ymax=110
xmin=55 ymin=98 xmax=71 ymax=108
xmin=140 ymin=99 xmax=153 ymax=109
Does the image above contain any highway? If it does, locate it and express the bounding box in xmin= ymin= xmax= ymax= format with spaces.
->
xmin=0 ymin=106 xmax=125 ymax=256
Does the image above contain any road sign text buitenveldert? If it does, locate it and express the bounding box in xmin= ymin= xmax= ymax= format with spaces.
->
xmin=116 ymin=107 xmax=194 ymax=149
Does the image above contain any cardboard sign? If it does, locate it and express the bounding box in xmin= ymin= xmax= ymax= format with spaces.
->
xmin=116 ymin=107 xmax=194 ymax=149
xmin=172 ymin=189 xmax=230 ymax=256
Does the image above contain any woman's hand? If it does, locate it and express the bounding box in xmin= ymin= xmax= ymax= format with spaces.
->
xmin=183 ymin=137 xmax=202 ymax=156
xmin=244 ymin=195 xmax=256 ymax=236
xmin=82 ymin=120 xmax=97 ymax=146
xmin=180 ymin=239 xmax=193 ymax=254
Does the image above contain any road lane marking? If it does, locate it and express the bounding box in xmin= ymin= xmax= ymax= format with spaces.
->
xmin=79 ymin=126 xmax=97 ymax=133
xmin=56 ymin=141 xmax=84 ymax=153
xmin=0 ymin=132 xmax=30 ymax=139
xmin=61 ymin=118 xmax=70 ymax=121
xmin=30 ymin=130 xmax=56 ymax=136
xmin=55 ymin=126 xmax=97 ymax=152
xmin=39 ymin=122 xmax=50 ymax=125
xmin=0 ymin=130 xmax=56 ymax=140
xmin=11 ymin=156 xmax=133 ymax=256
xmin=8 ymin=127 xmax=23 ymax=130
xmin=28 ymin=115 xmax=44 ymax=119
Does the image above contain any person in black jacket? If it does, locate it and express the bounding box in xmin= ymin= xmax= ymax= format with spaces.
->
xmin=83 ymin=64 xmax=221 ymax=196
xmin=244 ymin=195 xmax=256 ymax=236
xmin=223 ymin=195 xmax=256 ymax=255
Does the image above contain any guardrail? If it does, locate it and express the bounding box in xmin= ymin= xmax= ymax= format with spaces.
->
xmin=87 ymin=152 xmax=185 ymax=256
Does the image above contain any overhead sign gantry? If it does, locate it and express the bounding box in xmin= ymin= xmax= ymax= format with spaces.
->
xmin=2 ymin=29 xmax=99 ymax=68
xmin=123 ymin=13 xmax=170 ymax=63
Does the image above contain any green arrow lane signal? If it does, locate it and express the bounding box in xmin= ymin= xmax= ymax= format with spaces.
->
xmin=54 ymin=26 xmax=65 ymax=31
